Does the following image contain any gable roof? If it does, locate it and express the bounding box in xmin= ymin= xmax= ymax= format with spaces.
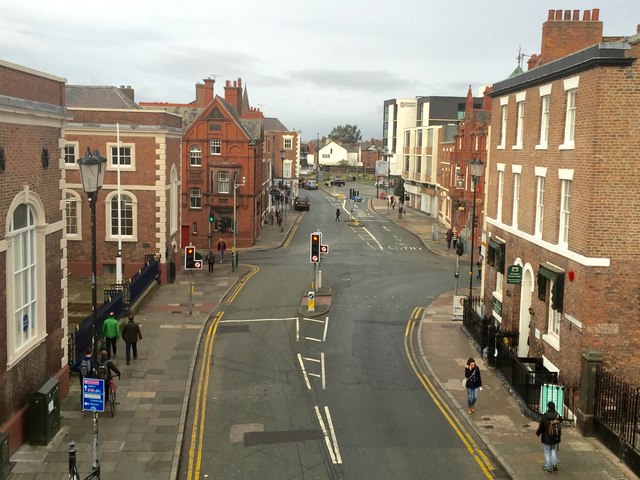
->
xmin=264 ymin=117 xmax=289 ymax=131
xmin=185 ymin=95 xmax=262 ymax=144
xmin=66 ymin=85 xmax=141 ymax=109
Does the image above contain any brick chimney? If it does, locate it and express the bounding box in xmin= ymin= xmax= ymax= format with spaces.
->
xmin=538 ymin=8 xmax=603 ymax=66
xmin=224 ymin=78 xmax=242 ymax=112
xmin=119 ymin=85 xmax=135 ymax=102
xmin=195 ymin=78 xmax=215 ymax=107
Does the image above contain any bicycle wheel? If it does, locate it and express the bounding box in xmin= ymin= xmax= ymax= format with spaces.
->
xmin=109 ymin=383 xmax=116 ymax=417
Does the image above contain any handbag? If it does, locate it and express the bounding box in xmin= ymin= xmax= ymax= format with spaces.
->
xmin=461 ymin=378 xmax=468 ymax=388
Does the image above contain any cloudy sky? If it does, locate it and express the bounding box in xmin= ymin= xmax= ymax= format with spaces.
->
xmin=1 ymin=0 xmax=636 ymax=141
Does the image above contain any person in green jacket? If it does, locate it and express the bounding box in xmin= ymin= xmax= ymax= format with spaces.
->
xmin=102 ymin=312 xmax=119 ymax=359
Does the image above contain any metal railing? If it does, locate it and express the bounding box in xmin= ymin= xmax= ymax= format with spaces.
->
xmin=462 ymin=297 xmax=487 ymax=353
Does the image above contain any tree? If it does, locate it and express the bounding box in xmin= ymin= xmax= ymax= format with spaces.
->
xmin=328 ymin=124 xmax=362 ymax=144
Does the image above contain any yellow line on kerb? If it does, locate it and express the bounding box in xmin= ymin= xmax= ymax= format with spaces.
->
xmin=404 ymin=317 xmax=494 ymax=479
xmin=187 ymin=311 xmax=223 ymax=480
xmin=282 ymin=214 xmax=303 ymax=249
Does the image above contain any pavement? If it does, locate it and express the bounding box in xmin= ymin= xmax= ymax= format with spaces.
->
xmin=8 ymin=183 xmax=636 ymax=479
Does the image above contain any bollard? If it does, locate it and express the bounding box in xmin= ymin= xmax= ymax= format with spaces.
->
xmin=68 ymin=441 xmax=79 ymax=480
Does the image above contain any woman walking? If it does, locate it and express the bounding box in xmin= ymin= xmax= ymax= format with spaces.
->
xmin=464 ymin=358 xmax=482 ymax=414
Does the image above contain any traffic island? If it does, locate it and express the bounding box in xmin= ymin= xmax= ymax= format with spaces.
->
xmin=298 ymin=287 xmax=332 ymax=317
xmin=345 ymin=218 xmax=364 ymax=227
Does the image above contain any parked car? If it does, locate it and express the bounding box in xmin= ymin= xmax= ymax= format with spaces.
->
xmin=329 ymin=177 xmax=345 ymax=187
xmin=305 ymin=181 xmax=318 ymax=190
xmin=294 ymin=195 xmax=310 ymax=211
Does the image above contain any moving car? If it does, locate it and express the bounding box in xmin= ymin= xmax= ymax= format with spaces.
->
xmin=326 ymin=177 xmax=345 ymax=187
xmin=294 ymin=195 xmax=310 ymax=211
xmin=305 ymin=181 xmax=318 ymax=190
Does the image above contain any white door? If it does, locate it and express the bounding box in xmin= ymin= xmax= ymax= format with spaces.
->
xmin=518 ymin=268 xmax=533 ymax=357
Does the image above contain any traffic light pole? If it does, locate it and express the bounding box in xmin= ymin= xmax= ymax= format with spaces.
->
xmin=188 ymin=270 xmax=193 ymax=316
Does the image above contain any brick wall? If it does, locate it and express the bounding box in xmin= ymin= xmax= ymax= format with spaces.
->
xmin=0 ymin=61 xmax=65 ymax=106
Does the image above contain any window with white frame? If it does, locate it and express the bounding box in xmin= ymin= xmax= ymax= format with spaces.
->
xmin=512 ymin=172 xmax=520 ymax=228
xmin=426 ymin=129 xmax=433 ymax=148
xmin=538 ymin=266 xmax=564 ymax=347
xmin=549 ymin=301 xmax=561 ymax=338
xmin=404 ymin=156 xmax=410 ymax=172
xmin=109 ymin=145 xmax=133 ymax=168
xmin=535 ymin=176 xmax=545 ymax=236
xmin=218 ymin=172 xmax=230 ymax=194
xmin=415 ymin=156 xmax=421 ymax=174
xmin=283 ymin=137 xmax=293 ymax=150
xmin=498 ymin=103 xmax=508 ymax=148
xmin=284 ymin=161 xmax=292 ymax=178
xmin=64 ymin=143 xmax=78 ymax=166
xmin=496 ymin=170 xmax=504 ymax=222
xmin=559 ymin=179 xmax=572 ymax=245
xmin=109 ymin=193 xmax=135 ymax=237
xmin=561 ymin=76 xmax=579 ymax=149
xmin=514 ymin=93 xmax=525 ymax=148
xmin=65 ymin=191 xmax=81 ymax=238
xmin=539 ymin=95 xmax=550 ymax=148
xmin=417 ymin=130 xmax=423 ymax=148
xmin=210 ymin=138 xmax=221 ymax=155
xmin=10 ymin=203 xmax=38 ymax=353
xmin=190 ymin=145 xmax=202 ymax=166
xmin=426 ymin=155 xmax=433 ymax=176
xmin=189 ymin=188 xmax=201 ymax=209
xmin=405 ymin=130 xmax=411 ymax=146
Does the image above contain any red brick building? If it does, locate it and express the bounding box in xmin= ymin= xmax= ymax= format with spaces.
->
xmin=0 ymin=60 xmax=68 ymax=454
xmin=484 ymin=10 xmax=640 ymax=388
xmin=264 ymin=119 xmax=301 ymax=214
xmin=64 ymin=86 xmax=183 ymax=284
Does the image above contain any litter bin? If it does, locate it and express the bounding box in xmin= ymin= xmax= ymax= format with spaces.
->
xmin=28 ymin=378 xmax=60 ymax=446
xmin=0 ymin=432 xmax=8 ymax=480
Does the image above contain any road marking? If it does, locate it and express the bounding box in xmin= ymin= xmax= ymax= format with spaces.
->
xmin=219 ymin=317 xmax=298 ymax=323
xmin=314 ymin=406 xmax=342 ymax=464
xmin=404 ymin=315 xmax=495 ymax=479
xmin=296 ymin=317 xmax=299 ymax=341
xmin=362 ymin=227 xmax=384 ymax=250
xmin=225 ymin=265 xmax=259 ymax=304
xmin=321 ymin=352 xmax=326 ymax=390
xmin=322 ymin=316 xmax=329 ymax=342
xmin=324 ymin=406 xmax=342 ymax=464
xmin=297 ymin=353 xmax=312 ymax=390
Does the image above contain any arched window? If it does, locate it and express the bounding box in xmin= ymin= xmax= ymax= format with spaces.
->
xmin=10 ymin=204 xmax=37 ymax=352
xmin=106 ymin=192 xmax=137 ymax=241
xmin=190 ymin=145 xmax=202 ymax=167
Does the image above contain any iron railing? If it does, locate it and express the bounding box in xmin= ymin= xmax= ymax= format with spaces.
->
xmin=462 ymin=297 xmax=487 ymax=353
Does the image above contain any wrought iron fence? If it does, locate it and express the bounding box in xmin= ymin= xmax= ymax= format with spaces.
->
xmin=594 ymin=365 xmax=640 ymax=475
xmin=129 ymin=255 xmax=160 ymax=303
xmin=462 ymin=297 xmax=487 ymax=353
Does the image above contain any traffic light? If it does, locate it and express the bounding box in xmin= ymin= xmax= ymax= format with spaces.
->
xmin=185 ymin=246 xmax=202 ymax=269
xmin=310 ymin=232 xmax=321 ymax=263
xmin=209 ymin=208 xmax=214 ymax=223
xmin=456 ymin=240 xmax=464 ymax=257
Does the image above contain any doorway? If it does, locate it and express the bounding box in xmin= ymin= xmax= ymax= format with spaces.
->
xmin=518 ymin=266 xmax=533 ymax=357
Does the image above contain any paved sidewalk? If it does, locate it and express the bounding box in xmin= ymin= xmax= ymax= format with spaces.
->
xmin=8 ymin=213 xmax=296 ymax=480
xmin=367 ymin=189 xmax=636 ymax=479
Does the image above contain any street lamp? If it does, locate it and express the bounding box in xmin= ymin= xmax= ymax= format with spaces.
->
xmin=77 ymin=147 xmax=106 ymax=479
xmin=468 ymin=157 xmax=484 ymax=299
xmin=280 ymin=148 xmax=287 ymax=232
xmin=232 ymin=172 xmax=246 ymax=271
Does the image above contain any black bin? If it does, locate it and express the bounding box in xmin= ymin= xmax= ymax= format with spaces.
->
xmin=0 ymin=432 xmax=9 ymax=480
xmin=28 ymin=378 xmax=60 ymax=445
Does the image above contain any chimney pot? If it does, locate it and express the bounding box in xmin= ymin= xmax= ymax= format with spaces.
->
xmin=572 ymin=10 xmax=579 ymax=21
xmin=583 ymin=10 xmax=591 ymax=21
xmin=564 ymin=10 xmax=571 ymax=20
xmin=555 ymin=10 xmax=562 ymax=20
xmin=592 ymin=8 xmax=599 ymax=21
xmin=548 ymin=9 xmax=555 ymax=20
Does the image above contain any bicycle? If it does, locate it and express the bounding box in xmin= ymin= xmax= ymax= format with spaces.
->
xmin=107 ymin=374 xmax=119 ymax=417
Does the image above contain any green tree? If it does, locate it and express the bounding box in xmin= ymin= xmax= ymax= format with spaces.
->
xmin=328 ymin=124 xmax=362 ymax=144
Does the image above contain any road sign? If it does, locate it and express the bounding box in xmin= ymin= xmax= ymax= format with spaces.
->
xmin=308 ymin=291 xmax=315 ymax=312
xmin=320 ymin=245 xmax=329 ymax=254
xmin=82 ymin=378 xmax=105 ymax=412
xmin=194 ymin=260 xmax=202 ymax=269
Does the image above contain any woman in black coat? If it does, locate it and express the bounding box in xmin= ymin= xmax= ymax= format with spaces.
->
xmin=464 ymin=358 xmax=482 ymax=414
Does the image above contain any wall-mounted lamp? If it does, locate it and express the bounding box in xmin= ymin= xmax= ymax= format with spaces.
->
xmin=528 ymin=307 xmax=535 ymax=316
xmin=0 ymin=147 xmax=5 ymax=172
xmin=41 ymin=148 xmax=49 ymax=169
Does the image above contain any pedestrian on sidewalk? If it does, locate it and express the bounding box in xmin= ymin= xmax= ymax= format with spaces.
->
xmin=121 ymin=313 xmax=143 ymax=365
xmin=71 ymin=347 xmax=95 ymax=404
xmin=464 ymin=358 xmax=483 ymax=414
xmin=217 ymin=239 xmax=227 ymax=263
xmin=102 ymin=312 xmax=119 ymax=358
xmin=335 ymin=208 xmax=341 ymax=222
xmin=205 ymin=249 xmax=216 ymax=275
xmin=536 ymin=401 xmax=562 ymax=472
xmin=446 ymin=228 xmax=453 ymax=249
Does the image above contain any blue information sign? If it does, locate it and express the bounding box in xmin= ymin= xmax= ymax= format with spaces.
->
xmin=82 ymin=378 xmax=105 ymax=412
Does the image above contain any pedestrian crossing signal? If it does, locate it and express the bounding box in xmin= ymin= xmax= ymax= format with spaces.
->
xmin=310 ymin=233 xmax=321 ymax=263
xmin=185 ymin=246 xmax=202 ymax=269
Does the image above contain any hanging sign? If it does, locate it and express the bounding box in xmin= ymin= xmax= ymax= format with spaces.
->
xmin=507 ymin=265 xmax=523 ymax=284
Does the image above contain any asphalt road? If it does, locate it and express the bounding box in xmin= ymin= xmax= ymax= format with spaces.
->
xmin=179 ymin=187 xmax=499 ymax=479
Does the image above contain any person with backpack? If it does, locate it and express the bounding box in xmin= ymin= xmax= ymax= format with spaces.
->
xmin=464 ymin=357 xmax=483 ymax=414
xmin=102 ymin=312 xmax=119 ymax=359
xmin=205 ymin=249 xmax=216 ymax=275
xmin=536 ymin=401 xmax=562 ymax=472
xmin=217 ymin=239 xmax=227 ymax=263
xmin=97 ymin=350 xmax=121 ymax=404
xmin=71 ymin=347 xmax=95 ymax=405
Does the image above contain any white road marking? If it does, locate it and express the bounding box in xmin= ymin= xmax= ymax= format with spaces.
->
xmin=303 ymin=317 xmax=325 ymax=324
xmin=219 ymin=317 xmax=298 ymax=323
xmin=297 ymin=353 xmax=312 ymax=390
xmin=296 ymin=317 xmax=299 ymax=342
xmin=305 ymin=336 xmax=323 ymax=342
xmin=362 ymin=227 xmax=384 ymax=250
xmin=321 ymin=352 xmax=326 ymax=390
xmin=322 ymin=317 xmax=329 ymax=342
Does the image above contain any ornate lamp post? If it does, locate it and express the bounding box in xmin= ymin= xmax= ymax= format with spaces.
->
xmin=76 ymin=147 xmax=106 ymax=479
xmin=468 ymin=157 xmax=484 ymax=298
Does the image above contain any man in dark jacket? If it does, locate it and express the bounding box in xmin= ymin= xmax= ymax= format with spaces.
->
xmin=121 ymin=313 xmax=143 ymax=365
xmin=97 ymin=350 xmax=121 ymax=403
xmin=536 ymin=401 xmax=562 ymax=472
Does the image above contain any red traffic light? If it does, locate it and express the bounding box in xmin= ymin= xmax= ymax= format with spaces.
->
xmin=310 ymin=232 xmax=321 ymax=263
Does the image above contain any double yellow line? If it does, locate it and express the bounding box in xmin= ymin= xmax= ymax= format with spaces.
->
xmin=186 ymin=311 xmax=223 ymax=480
xmin=404 ymin=308 xmax=495 ymax=480
xmin=282 ymin=214 xmax=303 ymax=249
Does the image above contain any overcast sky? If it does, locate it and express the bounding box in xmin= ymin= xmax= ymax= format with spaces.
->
xmin=1 ymin=0 xmax=637 ymax=141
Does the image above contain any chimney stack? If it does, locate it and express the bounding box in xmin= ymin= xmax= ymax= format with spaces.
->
xmin=538 ymin=8 xmax=603 ymax=66
xmin=224 ymin=78 xmax=242 ymax=112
